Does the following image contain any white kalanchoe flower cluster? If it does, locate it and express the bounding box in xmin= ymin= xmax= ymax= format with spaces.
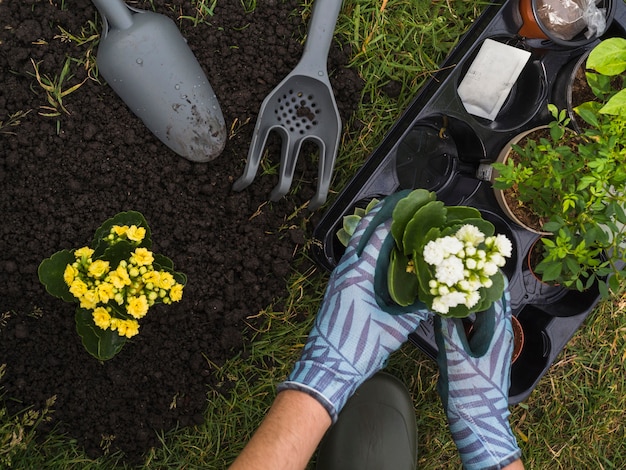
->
xmin=423 ymin=224 xmax=512 ymax=314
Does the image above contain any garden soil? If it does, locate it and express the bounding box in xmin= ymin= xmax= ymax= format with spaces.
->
xmin=0 ymin=0 xmax=365 ymax=462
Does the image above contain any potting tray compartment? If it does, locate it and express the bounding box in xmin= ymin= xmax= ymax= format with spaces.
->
xmin=311 ymin=0 xmax=626 ymax=404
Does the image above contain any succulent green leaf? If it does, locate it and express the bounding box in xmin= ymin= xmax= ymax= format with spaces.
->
xmin=390 ymin=189 xmax=436 ymax=248
xmin=75 ymin=308 xmax=127 ymax=361
xmin=365 ymin=198 xmax=381 ymax=213
xmin=444 ymin=206 xmax=481 ymax=222
xmin=353 ymin=207 xmax=366 ymax=218
xmin=414 ymin=251 xmax=435 ymax=296
xmin=356 ymin=190 xmax=412 ymax=256
xmin=387 ymin=249 xmax=420 ymax=306
xmin=336 ymin=229 xmax=352 ymax=247
xmin=402 ymin=201 xmax=446 ymax=256
xmin=153 ymin=253 xmax=175 ymax=271
xmin=37 ymin=249 xmax=76 ymax=302
xmin=342 ymin=214 xmax=362 ymax=234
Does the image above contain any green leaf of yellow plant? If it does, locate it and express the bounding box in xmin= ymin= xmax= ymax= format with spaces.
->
xmin=75 ymin=308 xmax=126 ymax=361
xmin=37 ymin=249 xmax=75 ymax=302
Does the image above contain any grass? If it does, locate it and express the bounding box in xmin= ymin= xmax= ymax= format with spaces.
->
xmin=2 ymin=0 xmax=626 ymax=468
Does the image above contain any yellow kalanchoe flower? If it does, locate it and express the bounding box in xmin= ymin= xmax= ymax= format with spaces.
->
xmin=108 ymin=264 xmax=131 ymax=289
xmin=92 ymin=307 xmax=111 ymax=330
xmin=97 ymin=282 xmax=115 ymax=304
xmin=112 ymin=225 xmax=129 ymax=237
xmin=127 ymin=294 xmax=149 ymax=319
xmin=126 ymin=225 xmax=146 ymax=242
xmin=88 ymin=259 xmax=110 ymax=278
xmin=69 ymin=278 xmax=88 ymax=297
xmin=142 ymin=270 xmax=160 ymax=286
xmin=110 ymin=318 xmax=140 ymax=338
xmin=130 ymin=247 xmax=154 ymax=267
xmin=169 ymin=283 xmax=183 ymax=302
xmin=74 ymin=246 xmax=94 ymax=259
xmin=123 ymin=319 xmax=140 ymax=338
xmin=63 ymin=264 xmax=77 ymax=285
xmin=157 ymin=271 xmax=176 ymax=290
xmin=80 ymin=289 xmax=99 ymax=310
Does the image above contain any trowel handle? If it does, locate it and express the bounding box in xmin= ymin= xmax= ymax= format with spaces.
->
xmin=301 ymin=0 xmax=343 ymax=67
xmin=92 ymin=0 xmax=134 ymax=31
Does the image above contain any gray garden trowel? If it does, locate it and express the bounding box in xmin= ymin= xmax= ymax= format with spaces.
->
xmin=92 ymin=0 xmax=226 ymax=162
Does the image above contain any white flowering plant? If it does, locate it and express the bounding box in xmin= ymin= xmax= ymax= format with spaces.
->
xmin=385 ymin=189 xmax=512 ymax=317
xmin=38 ymin=211 xmax=187 ymax=361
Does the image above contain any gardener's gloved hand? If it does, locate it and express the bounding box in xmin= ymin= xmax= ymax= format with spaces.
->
xmin=435 ymin=286 xmax=521 ymax=470
xmin=278 ymin=199 xmax=432 ymax=422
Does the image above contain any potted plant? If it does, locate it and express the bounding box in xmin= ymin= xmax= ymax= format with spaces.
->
xmin=491 ymin=37 xmax=626 ymax=296
xmin=338 ymin=189 xmax=513 ymax=318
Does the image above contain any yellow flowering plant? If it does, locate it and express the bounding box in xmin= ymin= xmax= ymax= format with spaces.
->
xmin=38 ymin=211 xmax=187 ymax=361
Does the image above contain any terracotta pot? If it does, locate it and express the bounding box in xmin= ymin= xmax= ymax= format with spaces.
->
xmin=518 ymin=0 xmax=548 ymax=39
xmin=491 ymin=126 xmax=551 ymax=235
xmin=518 ymin=0 xmax=615 ymax=47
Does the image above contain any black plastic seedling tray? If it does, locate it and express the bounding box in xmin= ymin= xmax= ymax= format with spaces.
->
xmin=311 ymin=0 xmax=626 ymax=404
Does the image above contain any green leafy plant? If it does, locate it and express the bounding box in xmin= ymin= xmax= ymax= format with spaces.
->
xmin=383 ymin=189 xmax=512 ymax=317
xmin=38 ymin=212 xmax=187 ymax=361
xmin=492 ymin=37 xmax=626 ymax=296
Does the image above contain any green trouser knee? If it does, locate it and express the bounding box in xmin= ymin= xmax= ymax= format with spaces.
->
xmin=315 ymin=372 xmax=418 ymax=470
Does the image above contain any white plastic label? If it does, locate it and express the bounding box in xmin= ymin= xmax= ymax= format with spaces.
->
xmin=457 ymin=39 xmax=532 ymax=121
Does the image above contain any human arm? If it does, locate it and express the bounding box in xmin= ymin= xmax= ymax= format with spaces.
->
xmin=435 ymin=286 xmax=523 ymax=470
xmin=228 ymin=389 xmax=331 ymax=470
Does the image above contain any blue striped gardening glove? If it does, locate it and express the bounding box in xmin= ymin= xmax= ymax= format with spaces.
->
xmin=434 ymin=286 xmax=522 ymax=470
xmin=278 ymin=197 xmax=432 ymax=422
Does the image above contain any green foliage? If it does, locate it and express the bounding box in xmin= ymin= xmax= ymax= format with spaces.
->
xmin=492 ymin=38 xmax=626 ymax=296
xmin=38 ymin=212 xmax=186 ymax=361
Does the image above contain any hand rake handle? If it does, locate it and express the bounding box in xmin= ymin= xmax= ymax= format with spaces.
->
xmin=301 ymin=0 xmax=344 ymax=69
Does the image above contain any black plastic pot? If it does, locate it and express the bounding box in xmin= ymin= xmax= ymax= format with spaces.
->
xmin=552 ymin=49 xmax=592 ymax=132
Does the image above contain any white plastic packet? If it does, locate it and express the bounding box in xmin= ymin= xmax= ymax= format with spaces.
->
xmin=457 ymin=39 xmax=532 ymax=121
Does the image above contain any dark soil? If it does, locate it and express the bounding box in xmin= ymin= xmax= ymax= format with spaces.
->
xmin=0 ymin=0 xmax=363 ymax=463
